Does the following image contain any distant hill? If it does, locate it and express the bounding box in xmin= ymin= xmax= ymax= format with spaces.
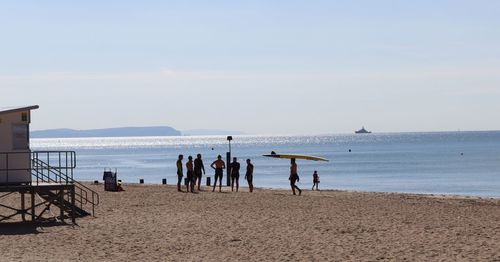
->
xmin=31 ymin=126 xmax=182 ymax=138
xmin=182 ymin=129 xmax=246 ymax=136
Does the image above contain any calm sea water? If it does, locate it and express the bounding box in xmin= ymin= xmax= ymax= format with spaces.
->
xmin=31 ymin=131 xmax=500 ymax=198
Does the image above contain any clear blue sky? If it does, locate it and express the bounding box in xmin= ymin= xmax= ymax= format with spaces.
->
xmin=1 ymin=1 xmax=499 ymax=134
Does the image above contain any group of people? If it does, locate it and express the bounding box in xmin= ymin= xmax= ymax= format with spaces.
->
xmin=176 ymin=155 xmax=319 ymax=195
xmin=176 ymin=154 xmax=254 ymax=193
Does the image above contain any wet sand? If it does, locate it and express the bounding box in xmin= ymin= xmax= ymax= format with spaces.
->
xmin=1 ymin=184 xmax=500 ymax=261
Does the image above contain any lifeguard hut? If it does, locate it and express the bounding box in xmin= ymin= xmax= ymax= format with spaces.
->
xmin=0 ymin=105 xmax=99 ymax=224
xmin=0 ymin=105 xmax=38 ymax=185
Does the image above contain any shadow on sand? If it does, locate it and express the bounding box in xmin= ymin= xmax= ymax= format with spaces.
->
xmin=0 ymin=220 xmax=72 ymax=236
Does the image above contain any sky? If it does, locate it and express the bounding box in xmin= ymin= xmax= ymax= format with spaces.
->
xmin=1 ymin=0 xmax=499 ymax=135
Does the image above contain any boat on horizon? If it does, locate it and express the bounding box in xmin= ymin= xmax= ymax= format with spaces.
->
xmin=355 ymin=126 xmax=372 ymax=134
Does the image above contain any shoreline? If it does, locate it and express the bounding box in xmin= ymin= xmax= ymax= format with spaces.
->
xmin=90 ymin=180 xmax=500 ymax=200
xmin=1 ymin=184 xmax=499 ymax=261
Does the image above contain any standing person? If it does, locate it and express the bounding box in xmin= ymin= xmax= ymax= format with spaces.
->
xmin=312 ymin=170 xmax=320 ymax=191
xmin=194 ymin=154 xmax=205 ymax=191
xmin=289 ymin=158 xmax=302 ymax=195
xmin=211 ymin=155 xmax=225 ymax=192
xmin=245 ymin=159 xmax=254 ymax=193
xmin=186 ymin=156 xmax=195 ymax=193
xmin=230 ymin=157 xmax=241 ymax=192
xmin=176 ymin=155 xmax=184 ymax=192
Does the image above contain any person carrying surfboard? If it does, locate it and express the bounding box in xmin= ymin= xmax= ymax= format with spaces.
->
xmin=211 ymin=155 xmax=226 ymax=192
xmin=289 ymin=158 xmax=302 ymax=195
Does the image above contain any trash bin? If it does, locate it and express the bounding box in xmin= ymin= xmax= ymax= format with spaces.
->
xmin=103 ymin=168 xmax=117 ymax=191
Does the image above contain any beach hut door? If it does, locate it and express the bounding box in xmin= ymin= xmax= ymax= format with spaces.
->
xmin=12 ymin=124 xmax=29 ymax=150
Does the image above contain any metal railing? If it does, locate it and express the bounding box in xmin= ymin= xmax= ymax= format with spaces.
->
xmin=32 ymin=151 xmax=76 ymax=184
xmin=0 ymin=151 xmax=99 ymax=216
xmin=32 ymin=158 xmax=100 ymax=215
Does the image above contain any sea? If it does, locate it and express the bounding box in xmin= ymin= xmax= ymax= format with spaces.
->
xmin=31 ymin=131 xmax=500 ymax=198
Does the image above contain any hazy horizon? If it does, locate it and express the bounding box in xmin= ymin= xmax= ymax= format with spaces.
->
xmin=30 ymin=125 xmax=500 ymax=137
xmin=2 ymin=1 xmax=499 ymax=135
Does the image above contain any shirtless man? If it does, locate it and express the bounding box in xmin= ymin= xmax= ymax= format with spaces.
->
xmin=289 ymin=158 xmax=302 ymax=195
xmin=230 ymin=157 xmax=241 ymax=192
xmin=245 ymin=159 xmax=254 ymax=193
xmin=194 ymin=154 xmax=205 ymax=191
xmin=176 ymin=154 xmax=184 ymax=192
xmin=211 ymin=155 xmax=226 ymax=192
xmin=186 ymin=156 xmax=195 ymax=193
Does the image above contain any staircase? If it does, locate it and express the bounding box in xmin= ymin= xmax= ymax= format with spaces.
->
xmin=37 ymin=190 xmax=90 ymax=217
xmin=31 ymin=151 xmax=99 ymax=218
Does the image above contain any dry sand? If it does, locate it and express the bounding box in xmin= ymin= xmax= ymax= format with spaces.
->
xmin=1 ymin=184 xmax=500 ymax=261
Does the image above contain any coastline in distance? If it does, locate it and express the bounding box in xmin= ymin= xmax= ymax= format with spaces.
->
xmin=31 ymin=126 xmax=245 ymax=138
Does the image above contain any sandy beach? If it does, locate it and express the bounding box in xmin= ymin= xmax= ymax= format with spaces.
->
xmin=1 ymin=184 xmax=500 ymax=261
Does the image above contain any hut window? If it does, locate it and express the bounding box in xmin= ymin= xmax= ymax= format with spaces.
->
xmin=21 ymin=113 xmax=28 ymax=122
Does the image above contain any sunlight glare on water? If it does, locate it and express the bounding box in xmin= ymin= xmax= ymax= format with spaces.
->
xmin=32 ymin=132 xmax=500 ymax=198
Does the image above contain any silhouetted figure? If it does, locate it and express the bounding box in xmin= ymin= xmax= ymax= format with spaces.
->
xmin=230 ymin=157 xmax=241 ymax=192
xmin=186 ymin=156 xmax=195 ymax=193
xmin=312 ymin=170 xmax=320 ymax=191
xmin=289 ymin=158 xmax=302 ymax=195
xmin=194 ymin=154 xmax=206 ymax=191
xmin=245 ymin=159 xmax=254 ymax=193
xmin=211 ymin=155 xmax=225 ymax=192
xmin=176 ymin=155 xmax=184 ymax=192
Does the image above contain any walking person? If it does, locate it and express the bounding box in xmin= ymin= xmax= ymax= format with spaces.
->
xmin=194 ymin=154 xmax=205 ymax=191
xmin=230 ymin=157 xmax=241 ymax=192
xmin=289 ymin=158 xmax=302 ymax=195
xmin=312 ymin=170 xmax=320 ymax=191
xmin=176 ymin=154 xmax=184 ymax=192
xmin=186 ymin=156 xmax=195 ymax=193
xmin=211 ymin=155 xmax=225 ymax=192
xmin=245 ymin=159 xmax=254 ymax=193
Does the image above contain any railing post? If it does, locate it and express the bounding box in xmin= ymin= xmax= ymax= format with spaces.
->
xmin=72 ymin=151 xmax=76 ymax=180
xmin=65 ymin=152 xmax=68 ymax=184
xmin=58 ymin=152 xmax=61 ymax=183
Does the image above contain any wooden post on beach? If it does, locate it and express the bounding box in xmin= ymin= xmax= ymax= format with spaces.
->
xmin=162 ymin=178 xmax=167 ymax=185
xmin=59 ymin=189 xmax=64 ymax=222
xmin=71 ymin=185 xmax=76 ymax=224
xmin=31 ymin=188 xmax=35 ymax=222
xmin=21 ymin=192 xmax=25 ymax=221
xmin=206 ymin=177 xmax=211 ymax=186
